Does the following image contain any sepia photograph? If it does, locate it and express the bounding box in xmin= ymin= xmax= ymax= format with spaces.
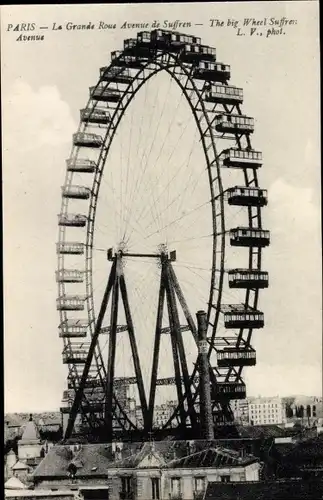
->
xmin=1 ymin=1 xmax=321 ymax=499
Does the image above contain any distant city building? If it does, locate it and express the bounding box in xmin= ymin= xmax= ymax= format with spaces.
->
xmin=153 ymin=400 xmax=178 ymax=428
xmin=132 ymin=405 xmax=144 ymax=429
xmin=231 ymin=395 xmax=323 ymax=427
xmin=231 ymin=399 xmax=250 ymax=425
xmin=248 ymin=397 xmax=286 ymax=426
xmin=5 ymin=413 xmax=62 ymax=445
xmin=4 ymin=416 xmax=52 ymax=486
xmin=61 ymin=391 xmax=186 ymax=433
xmin=4 ymin=413 xmax=61 ymax=491
xmin=61 ymin=379 xmax=137 ymax=434
xmin=127 ymin=400 xmax=178 ymax=430
xmin=59 ymin=388 xmax=323 ymax=435
xmin=4 ymin=450 xmax=19 ymax=480
xmin=286 ymin=396 xmax=323 ymax=423
xmin=37 ymin=416 xmax=62 ymax=434
xmin=4 ymin=416 xmax=24 ymax=442
xmin=18 ymin=416 xmax=43 ymax=462
xmin=317 ymin=418 xmax=323 ymax=435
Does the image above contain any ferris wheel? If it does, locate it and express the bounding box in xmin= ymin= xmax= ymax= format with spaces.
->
xmin=56 ymin=29 xmax=270 ymax=440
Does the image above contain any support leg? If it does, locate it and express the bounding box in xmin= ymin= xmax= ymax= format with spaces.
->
xmin=105 ymin=262 xmax=120 ymax=438
xmin=148 ymin=267 xmax=166 ymax=431
xmin=64 ymin=260 xmax=116 ymax=440
xmin=119 ymin=272 xmax=148 ymax=429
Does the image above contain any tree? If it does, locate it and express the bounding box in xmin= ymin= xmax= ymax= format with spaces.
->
xmin=286 ymin=404 xmax=294 ymax=418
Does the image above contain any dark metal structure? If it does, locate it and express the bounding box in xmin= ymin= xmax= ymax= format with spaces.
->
xmin=57 ymin=29 xmax=270 ymax=441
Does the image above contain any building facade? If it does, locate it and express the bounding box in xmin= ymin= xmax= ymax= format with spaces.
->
xmin=4 ymin=416 xmax=51 ymax=485
xmin=231 ymin=400 xmax=250 ymax=425
xmin=32 ymin=441 xmax=261 ymax=499
xmin=248 ymin=397 xmax=286 ymax=426
xmin=18 ymin=418 xmax=43 ymax=462
xmin=286 ymin=396 xmax=323 ymax=425
xmin=153 ymin=401 xmax=178 ymax=428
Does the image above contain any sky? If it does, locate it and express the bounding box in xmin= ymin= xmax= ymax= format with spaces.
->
xmin=1 ymin=1 xmax=322 ymax=413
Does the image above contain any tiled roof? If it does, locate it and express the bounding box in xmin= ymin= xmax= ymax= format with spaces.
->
xmin=4 ymin=476 xmax=27 ymax=490
xmin=236 ymin=425 xmax=286 ymax=439
xmin=274 ymin=442 xmax=296 ymax=457
xmin=33 ymin=440 xmax=259 ymax=479
xmin=5 ymin=412 xmax=61 ymax=429
xmin=5 ymin=415 xmax=25 ymax=428
xmin=168 ymin=446 xmax=257 ymax=469
xmin=41 ymin=421 xmax=61 ymax=428
xmin=33 ymin=444 xmax=116 ymax=478
xmin=20 ymin=420 xmax=41 ymax=443
xmin=12 ymin=460 xmax=29 ymax=470
xmin=38 ymin=416 xmax=62 ymax=427
xmin=281 ymin=435 xmax=323 ymax=463
xmin=120 ymin=442 xmax=167 ymax=468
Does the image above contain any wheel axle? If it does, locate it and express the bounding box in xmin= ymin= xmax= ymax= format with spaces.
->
xmin=107 ymin=247 xmax=176 ymax=262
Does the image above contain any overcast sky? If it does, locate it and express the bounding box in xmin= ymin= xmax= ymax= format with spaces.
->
xmin=2 ymin=1 xmax=321 ymax=413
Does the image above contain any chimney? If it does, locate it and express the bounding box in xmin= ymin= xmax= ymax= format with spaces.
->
xmin=187 ymin=440 xmax=196 ymax=456
xmin=115 ymin=445 xmax=122 ymax=461
xmin=196 ymin=310 xmax=214 ymax=440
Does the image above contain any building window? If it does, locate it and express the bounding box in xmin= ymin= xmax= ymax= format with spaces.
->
xmin=220 ymin=475 xmax=231 ymax=483
xmin=194 ymin=476 xmax=206 ymax=492
xmin=151 ymin=477 xmax=160 ymax=500
xmin=171 ymin=477 xmax=181 ymax=498
xmin=67 ymin=463 xmax=77 ymax=478
xmin=121 ymin=476 xmax=133 ymax=498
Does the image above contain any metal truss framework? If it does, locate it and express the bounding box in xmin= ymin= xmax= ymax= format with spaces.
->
xmin=57 ymin=31 xmax=269 ymax=440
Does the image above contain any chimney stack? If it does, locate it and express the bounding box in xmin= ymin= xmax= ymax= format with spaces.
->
xmin=196 ymin=310 xmax=214 ymax=440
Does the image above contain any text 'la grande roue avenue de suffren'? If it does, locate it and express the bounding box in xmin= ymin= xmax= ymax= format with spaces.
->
xmin=8 ymin=17 xmax=298 ymax=42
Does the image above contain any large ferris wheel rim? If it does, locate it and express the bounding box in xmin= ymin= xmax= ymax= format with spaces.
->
xmin=57 ymin=31 xmax=265 ymax=431
xmin=61 ymin=50 xmax=227 ymax=357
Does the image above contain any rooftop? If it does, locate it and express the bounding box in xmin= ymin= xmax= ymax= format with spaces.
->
xmin=4 ymin=477 xmax=27 ymax=490
xmin=5 ymin=412 xmax=61 ymax=429
xmin=5 ymin=415 xmax=26 ymax=429
xmin=236 ymin=425 xmax=286 ymax=440
xmin=168 ymin=446 xmax=257 ymax=468
xmin=248 ymin=397 xmax=283 ymax=404
xmin=33 ymin=440 xmax=258 ymax=479
xmin=12 ymin=460 xmax=30 ymax=471
xmin=281 ymin=434 xmax=323 ymax=462
xmin=20 ymin=418 xmax=41 ymax=443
